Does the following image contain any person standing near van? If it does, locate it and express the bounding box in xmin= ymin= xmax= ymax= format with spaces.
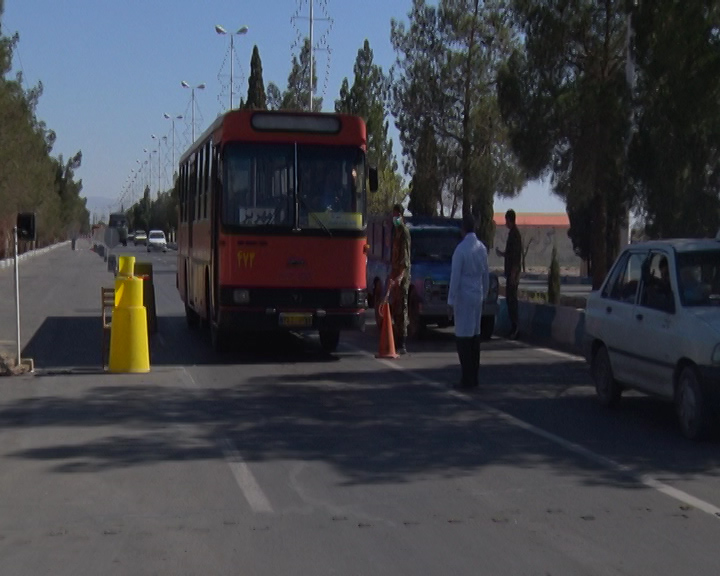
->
xmin=448 ymin=214 xmax=489 ymax=388
xmin=389 ymin=203 xmax=411 ymax=355
xmin=496 ymin=209 xmax=522 ymax=339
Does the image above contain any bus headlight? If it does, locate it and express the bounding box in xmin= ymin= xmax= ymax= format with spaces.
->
xmin=233 ymin=289 xmax=250 ymax=304
xmin=340 ymin=289 xmax=367 ymax=307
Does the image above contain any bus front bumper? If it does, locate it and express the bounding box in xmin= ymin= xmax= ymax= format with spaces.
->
xmin=217 ymin=307 xmax=366 ymax=333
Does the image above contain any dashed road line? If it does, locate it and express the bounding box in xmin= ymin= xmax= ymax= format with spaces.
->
xmin=347 ymin=343 xmax=720 ymax=521
xmin=180 ymin=367 xmax=274 ymax=514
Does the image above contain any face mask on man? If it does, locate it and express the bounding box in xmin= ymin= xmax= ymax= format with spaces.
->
xmin=393 ymin=216 xmax=402 ymax=227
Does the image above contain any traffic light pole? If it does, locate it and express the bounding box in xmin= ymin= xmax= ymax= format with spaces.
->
xmin=13 ymin=226 xmax=21 ymax=367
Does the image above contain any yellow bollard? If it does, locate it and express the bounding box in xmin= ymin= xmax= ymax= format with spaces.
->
xmin=117 ymin=255 xmax=135 ymax=277
xmin=108 ymin=275 xmax=150 ymax=373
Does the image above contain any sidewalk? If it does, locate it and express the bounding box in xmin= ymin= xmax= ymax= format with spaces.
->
xmin=0 ymin=238 xmax=112 ymax=373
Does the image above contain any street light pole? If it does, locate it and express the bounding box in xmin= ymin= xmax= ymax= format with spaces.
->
xmin=309 ymin=0 xmax=314 ymax=111
xmin=181 ymin=81 xmax=206 ymax=142
xmin=164 ymin=113 xmax=183 ymax=175
xmin=215 ymin=25 xmax=249 ymax=110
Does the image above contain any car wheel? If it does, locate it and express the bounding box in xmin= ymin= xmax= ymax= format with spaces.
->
xmin=676 ymin=366 xmax=711 ymax=441
xmin=592 ymin=345 xmax=622 ymax=408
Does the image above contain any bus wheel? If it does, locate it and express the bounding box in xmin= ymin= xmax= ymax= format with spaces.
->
xmin=319 ymin=330 xmax=340 ymax=353
xmin=210 ymin=321 xmax=228 ymax=353
xmin=185 ymin=304 xmax=199 ymax=330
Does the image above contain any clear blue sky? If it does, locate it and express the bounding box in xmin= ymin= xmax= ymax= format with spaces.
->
xmin=4 ymin=0 xmax=564 ymax=217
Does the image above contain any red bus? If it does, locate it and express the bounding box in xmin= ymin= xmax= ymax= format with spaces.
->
xmin=176 ymin=109 xmax=378 ymax=352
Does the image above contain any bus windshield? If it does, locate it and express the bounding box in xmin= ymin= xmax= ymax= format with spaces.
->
xmin=298 ymin=145 xmax=365 ymax=231
xmin=223 ymin=143 xmax=295 ymax=228
xmin=222 ymin=143 xmax=365 ymax=231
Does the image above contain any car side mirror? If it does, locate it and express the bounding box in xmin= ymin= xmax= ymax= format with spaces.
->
xmin=368 ymin=167 xmax=378 ymax=193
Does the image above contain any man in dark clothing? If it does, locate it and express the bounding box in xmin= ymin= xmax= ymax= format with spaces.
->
xmin=389 ymin=203 xmax=411 ymax=355
xmin=496 ymin=209 xmax=522 ymax=339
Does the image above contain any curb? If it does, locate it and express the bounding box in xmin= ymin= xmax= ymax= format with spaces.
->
xmin=495 ymin=296 xmax=586 ymax=356
xmin=0 ymin=241 xmax=71 ymax=270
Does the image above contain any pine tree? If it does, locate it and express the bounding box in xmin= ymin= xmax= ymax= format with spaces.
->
xmin=245 ymin=45 xmax=267 ymax=110
xmin=281 ymin=38 xmax=322 ymax=112
xmin=335 ymin=40 xmax=403 ymax=214
xmin=408 ymin=120 xmax=439 ymax=216
xmin=548 ymin=245 xmax=561 ymax=305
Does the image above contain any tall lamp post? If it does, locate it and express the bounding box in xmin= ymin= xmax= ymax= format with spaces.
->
xmin=181 ymin=80 xmax=206 ymax=142
xmin=151 ymin=134 xmax=166 ymax=194
xmin=214 ymin=24 xmax=249 ymax=110
xmin=163 ymin=113 xmax=183 ymax=175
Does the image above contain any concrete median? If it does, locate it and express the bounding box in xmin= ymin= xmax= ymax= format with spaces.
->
xmin=495 ymin=296 xmax=586 ymax=354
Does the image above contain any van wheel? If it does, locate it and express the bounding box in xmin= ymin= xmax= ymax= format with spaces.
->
xmin=676 ymin=366 xmax=710 ymax=440
xmin=592 ymin=345 xmax=621 ymax=408
xmin=407 ymin=293 xmax=423 ymax=339
xmin=319 ymin=330 xmax=340 ymax=353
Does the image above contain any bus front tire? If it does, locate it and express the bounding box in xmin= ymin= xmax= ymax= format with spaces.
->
xmin=319 ymin=330 xmax=340 ymax=353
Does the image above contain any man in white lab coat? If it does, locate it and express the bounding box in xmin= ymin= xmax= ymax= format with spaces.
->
xmin=448 ymin=215 xmax=490 ymax=388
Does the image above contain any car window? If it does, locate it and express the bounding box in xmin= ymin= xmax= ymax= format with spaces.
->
xmin=607 ymin=252 xmax=645 ymax=304
xmin=639 ymin=252 xmax=675 ymax=313
xmin=601 ymin=253 xmax=628 ymax=298
xmin=677 ymin=250 xmax=720 ymax=307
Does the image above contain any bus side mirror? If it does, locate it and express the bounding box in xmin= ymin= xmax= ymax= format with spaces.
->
xmin=369 ymin=166 xmax=379 ymax=193
xmin=17 ymin=212 xmax=36 ymax=241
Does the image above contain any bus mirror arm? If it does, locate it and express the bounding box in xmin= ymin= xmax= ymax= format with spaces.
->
xmin=369 ymin=166 xmax=379 ymax=193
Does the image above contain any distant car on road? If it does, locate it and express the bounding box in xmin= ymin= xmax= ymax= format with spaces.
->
xmin=146 ymin=230 xmax=167 ymax=252
xmin=585 ymin=238 xmax=720 ymax=440
xmin=133 ymin=230 xmax=147 ymax=246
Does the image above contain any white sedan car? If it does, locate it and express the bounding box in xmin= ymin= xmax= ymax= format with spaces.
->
xmin=585 ymin=239 xmax=720 ymax=440
xmin=146 ymin=230 xmax=168 ymax=252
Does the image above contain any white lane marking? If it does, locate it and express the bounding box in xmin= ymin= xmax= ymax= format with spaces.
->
xmin=218 ymin=438 xmax=274 ymax=513
xmin=348 ymin=345 xmax=720 ymax=520
xmin=180 ymin=368 xmax=274 ymax=513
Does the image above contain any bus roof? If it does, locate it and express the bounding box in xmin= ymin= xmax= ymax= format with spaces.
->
xmin=179 ymin=110 xmax=367 ymax=165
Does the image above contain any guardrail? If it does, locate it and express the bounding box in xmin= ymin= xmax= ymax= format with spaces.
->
xmin=0 ymin=240 xmax=71 ymax=270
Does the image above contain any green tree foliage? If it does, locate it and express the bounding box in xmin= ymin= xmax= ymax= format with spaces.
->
xmin=126 ymin=184 xmax=178 ymax=236
xmin=266 ymin=82 xmax=282 ymax=111
xmin=498 ymin=0 xmax=631 ymax=288
xmin=0 ymin=2 xmax=87 ymax=256
xmin=334 ymin=39 xmax=403 ymax=214
xmin=391 ymin=0 xmax=524 ymax=245
xmin=408 ymin=119 xmax=440 ymax=216
xmin=629 ymin=0 xmax=720 ymax=238
xmin=244 ymin=45 xmax=267 ymax=110
xmin=281 ymin=38 xmax=322 ymax=112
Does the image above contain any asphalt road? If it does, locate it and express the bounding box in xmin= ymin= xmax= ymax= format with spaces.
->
xmin=0 ymin=238 xmax=719 ymax=575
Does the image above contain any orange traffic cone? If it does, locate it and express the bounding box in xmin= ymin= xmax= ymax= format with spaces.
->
xmin=376 ymin=299 xmax=399 ymax=359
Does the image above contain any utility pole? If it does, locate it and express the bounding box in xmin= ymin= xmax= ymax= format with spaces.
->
xmin=309 ymin=0 xmax=314 ymax=111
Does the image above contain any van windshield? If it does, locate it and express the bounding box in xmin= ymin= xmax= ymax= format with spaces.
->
xmin=410 ymin=228 xmax=461 ymax=261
